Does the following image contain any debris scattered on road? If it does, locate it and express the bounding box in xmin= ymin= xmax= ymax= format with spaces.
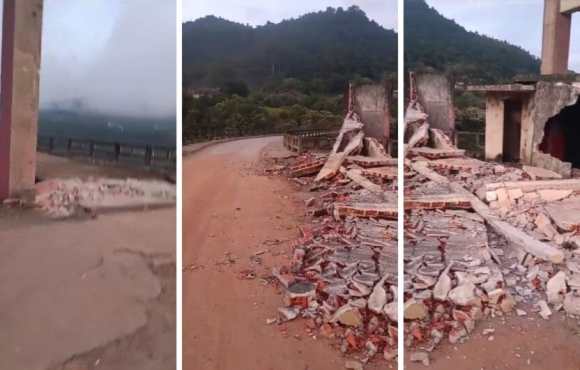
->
xmin=34 ymin=178 xmax=176 ymax=218
xmin=264 ymin=110 xmax=398 ymax=365
xmin=403 ymin=94 xmax=580 ymax=362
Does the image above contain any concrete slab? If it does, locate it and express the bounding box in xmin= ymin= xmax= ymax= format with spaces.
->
xmin=546 ymin=197 xmax=580 ymax=231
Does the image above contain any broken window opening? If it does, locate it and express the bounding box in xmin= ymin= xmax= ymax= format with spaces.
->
xmin=539 ymin=98 xmax=580 ymax=168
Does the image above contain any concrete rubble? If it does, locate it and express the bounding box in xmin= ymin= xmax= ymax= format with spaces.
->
xmin=33 ymin=178 xmax=176 ymax=218
xmin=403 ymin=96 xmax=580 ymax=362
xmin=269 ymin=111 xmax=398 ymax=366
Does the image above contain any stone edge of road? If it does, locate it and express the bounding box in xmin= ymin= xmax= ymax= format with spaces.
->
xmin=182 ymin=134 xmax=282 ymax=157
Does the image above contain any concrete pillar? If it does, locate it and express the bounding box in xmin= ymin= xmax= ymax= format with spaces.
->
xmin=0 ymin=0 xmax=44 ymax=199
xmin=520 ymin=96 xmax=535 ymax=164
xmin=541 ymin=0 xmax=572 ymax=75
xmin=485 ymin=94 xmax=505 ymax=161
xmin=561 ymin=0 xmax=580 ymax=13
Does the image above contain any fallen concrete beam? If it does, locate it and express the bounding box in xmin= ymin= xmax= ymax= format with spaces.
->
xmin=364 ymin=137 xmax=390 ymax=158
xmin=346 ymin=155 xmax=397 ymax=168
xmin=546 ymin=198 xmax=580 ymax=232
xmin=409 ymin=161 xmax=449 ymax=184
xmin=523 ymin=165 xmax=563 ymax=180
xmin=451 ymin=182 xmax=565 ymax=264
xmin=315 ymin=130 xmax=364 ymax=182
xmin=405 ymin=122 xmax=429 ymax=154
xmin=482 ymin=179 xmax=580 ymax=194
xmin=428 ymin=158 xmax=484 ymax=172
xmin=410 ymin=160 xmax=564 ymax=263
xmin=405 ymin=194 xmax=472 ymax=210
xmin=334 ymin=202 xmax=397 ymax=220
xmin=361 ymin=166 xmax=398 ymax=181
xmin=341 ymin=168 xmax=383 ymax=194
xmin=429 ymin=128 xmax=455 ymax=150
xmin=408 ymin=147 xmax=465 ymax=159
xmin=290 ymin=159 xmax=325 ymax=177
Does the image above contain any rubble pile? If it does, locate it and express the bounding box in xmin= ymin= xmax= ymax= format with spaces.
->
xmin=34 ymin=178 xmax=176 ymax=218
xmin=404 ymin=98 xmax=580 ymax=363
xmin=268 ymin=111 xmax=399 ymax=365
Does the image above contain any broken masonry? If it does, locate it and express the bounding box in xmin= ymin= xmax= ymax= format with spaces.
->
xmin=403 ymin=85 xmax=580 ymax=362
xmin=269 ymin=97 xmax=398 ymax=364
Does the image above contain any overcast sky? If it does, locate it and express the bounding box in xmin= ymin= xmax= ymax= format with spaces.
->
xmin=38 ymin=0 xmax=176 ymax=118
xmin=426 ymin=0 xmax=580 ymax=71
xmin=183 ymin=0 xmax=398 ymax=30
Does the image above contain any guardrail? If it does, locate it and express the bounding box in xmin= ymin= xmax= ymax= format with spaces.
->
xmin=455 ymin=131 xmax=485 ymax=158
xmin=37 ymin=136 xmax=176 ymax=169
xmin=185 ymin=128 xmax=286 ymax=144
xmin=283 ymin=129 xmax=339 ymax=153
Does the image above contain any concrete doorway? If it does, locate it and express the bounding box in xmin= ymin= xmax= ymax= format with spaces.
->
xmin=502 ymin=99 xmax=523 ymax=162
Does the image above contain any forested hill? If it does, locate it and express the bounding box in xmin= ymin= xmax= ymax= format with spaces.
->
xmin=183 ymin=6 xmax=397 ymax=93
xmin=405 ymin=0 xmax=540 ymax=83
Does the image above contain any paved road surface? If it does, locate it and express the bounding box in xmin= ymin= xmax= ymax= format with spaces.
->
xmin=183 ymin=137 xmax=372 ymax=370
xmin=0 ymin=156 xmax=175 ymax=370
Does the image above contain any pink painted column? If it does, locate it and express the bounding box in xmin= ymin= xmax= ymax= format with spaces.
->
xmin=0 ymin=0 xmax=44 ymax=199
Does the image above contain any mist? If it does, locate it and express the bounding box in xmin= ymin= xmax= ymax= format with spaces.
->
xmin=39 ymin=0 xmax=176 ymax=119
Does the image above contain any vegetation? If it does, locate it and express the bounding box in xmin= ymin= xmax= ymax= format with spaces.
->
xmin=183 ymin=87 xmax=344 ymax=143
xmin=183 ymin=6 xmax=397 ymax=92
xmin=182 ymin=7 xmax=397 ymax=142
xmin=39 ymin=110 xmax=176 ymax=147
xmin=405 ymin=0 xmax=540 ymax=84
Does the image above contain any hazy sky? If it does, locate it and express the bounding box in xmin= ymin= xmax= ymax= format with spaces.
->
xmin=38 ymin=0 xmax=176 ymax=117
xmin=183 ymin=0 xmax=398 ymax=30
xmin=426 ymin=0 xmax=580 ymax=71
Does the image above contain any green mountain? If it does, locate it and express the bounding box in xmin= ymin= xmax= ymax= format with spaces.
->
xmin=38 ymin=109 xmax=176 ymax=147
xmin=405 ymin=0 xmax=541 ymax=83
xmin=183 ymin=6 xmax=397 ymax=93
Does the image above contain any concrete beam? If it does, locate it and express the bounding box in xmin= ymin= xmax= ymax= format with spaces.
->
xmin=0 ymin=0 xmax=44 ymax=199
xmin=541 ymin=0 xmax=572 ymax=75
xmin=561 ymin=0 xmax=580 ymax=14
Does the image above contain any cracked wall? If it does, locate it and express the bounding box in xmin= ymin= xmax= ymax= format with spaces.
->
xmin=415 ymin=73 xmax=455 ymax=140
xmin=352 ymin=82 xmax=391 ymax=150
xmin=531 ymin=82 xmax=580 ymax=176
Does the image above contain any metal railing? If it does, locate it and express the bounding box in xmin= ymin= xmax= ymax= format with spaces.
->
xmin=37 ymin=136 xmax=176 ymax=169
xmin=455 ymin=131 xmax=485 ymax=158
xmin=283 ymin=129 xmax=339 ymax=153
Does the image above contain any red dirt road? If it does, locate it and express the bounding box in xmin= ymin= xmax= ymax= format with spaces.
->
xmin=182 ymin=137 xmax=383 ymax=370
xmin=406 ymin=310 xmax=580 ymax=370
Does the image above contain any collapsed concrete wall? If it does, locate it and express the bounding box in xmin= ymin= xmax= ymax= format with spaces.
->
xmin=532 ymin=82 xmax=580 ymax=176
xmin=414 ymin=73 xmax=455 ymax=140
xmin=352 ymin=82 xmax=392 ymax=150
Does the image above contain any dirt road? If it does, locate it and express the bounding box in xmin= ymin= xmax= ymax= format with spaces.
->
xmin=183 ymin=137 xmax=365 ymax=370
xmin=0 ymin=156 xmax=175 ymax=370
xmin=406 ymin=309 xmax=580 ymax=370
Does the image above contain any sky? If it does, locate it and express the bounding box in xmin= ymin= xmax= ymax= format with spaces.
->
xmin=183 ymin=0 xmax=398 ymax=30
xmin=37 ymin=0 xmax=176 ymax=118
xmin=426 ymin=0 xmax=580 ymax=72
